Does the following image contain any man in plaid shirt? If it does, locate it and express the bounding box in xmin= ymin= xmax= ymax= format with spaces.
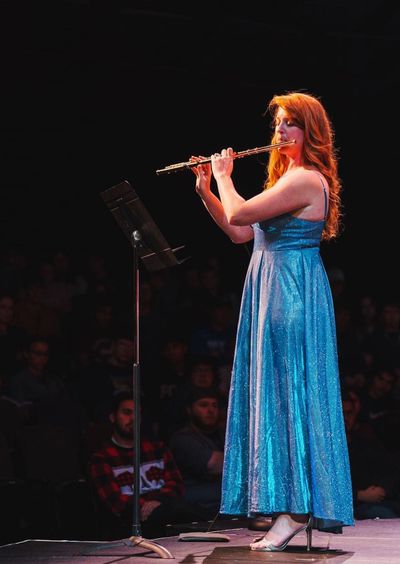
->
xmin=89 ymin=391 xmax=207 ymax=538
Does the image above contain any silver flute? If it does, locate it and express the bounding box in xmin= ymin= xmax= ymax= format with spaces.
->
xmin=155 ymin=140 xmax=295 ymax=175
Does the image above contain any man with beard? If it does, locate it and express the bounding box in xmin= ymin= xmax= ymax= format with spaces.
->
xmin=169 ymin=388 xmax=225 ymax=518
xmin=89 ymin=391 xmax=208 ymax=539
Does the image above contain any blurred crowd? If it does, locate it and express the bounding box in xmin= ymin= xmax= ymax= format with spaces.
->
xmin=0 ymin=247 xmax=399 ymax=543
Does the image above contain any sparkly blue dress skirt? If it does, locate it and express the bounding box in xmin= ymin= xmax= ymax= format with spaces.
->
xmin=220 ymin=215 xmax=354 ymax=530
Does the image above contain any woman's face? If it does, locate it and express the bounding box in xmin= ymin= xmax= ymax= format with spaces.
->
xmin=274 ymin=107 xmax=304 ymax=157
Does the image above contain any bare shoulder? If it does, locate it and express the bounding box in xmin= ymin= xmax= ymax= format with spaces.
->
xmin=289 ymin=167 xmax=326 ymax=188
xmin=289 ymin=168 xmax=328 ymax=220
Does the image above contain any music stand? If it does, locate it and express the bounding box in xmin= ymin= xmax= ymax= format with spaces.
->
xmin=99 ymin=180 xmax=187 ymax=559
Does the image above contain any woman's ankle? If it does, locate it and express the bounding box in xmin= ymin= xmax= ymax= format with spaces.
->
xmin=290 ymin=513 xmax=309 ymax=523
xmin=273 ymin=512 xmax=308 ymax=525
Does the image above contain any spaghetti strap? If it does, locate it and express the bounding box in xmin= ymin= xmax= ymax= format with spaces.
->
xmin=313 ymin=171 xmax=328 ymax=220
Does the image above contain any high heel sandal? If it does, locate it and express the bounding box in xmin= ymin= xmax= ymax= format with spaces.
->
xmin=250 ymin=514 xmax=313 ymax=552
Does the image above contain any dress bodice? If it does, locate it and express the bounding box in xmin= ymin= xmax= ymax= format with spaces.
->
xmin=253 ymin=214 xmax=324 ymax=252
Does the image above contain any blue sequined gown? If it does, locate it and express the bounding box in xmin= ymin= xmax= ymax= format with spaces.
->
xmin=220 ymin=211 xmax=354 ymax=530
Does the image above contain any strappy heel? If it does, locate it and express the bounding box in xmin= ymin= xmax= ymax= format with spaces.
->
xmin=250 ymin=514 xmax=313 ymax=552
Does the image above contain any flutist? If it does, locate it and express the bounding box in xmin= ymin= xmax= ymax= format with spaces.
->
xmin=189 ymin=91 xmax=354 ymax=552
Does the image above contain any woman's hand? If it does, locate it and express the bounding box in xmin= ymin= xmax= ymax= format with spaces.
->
xmin=211 ymin=147 xmax=234 ymax=180
xmin=190 ymin=155 xmax=212 ymax=197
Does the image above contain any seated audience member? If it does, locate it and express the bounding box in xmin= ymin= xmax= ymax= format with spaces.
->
xmin=35 ymin=261 xmax=73 ymax=316
xmin=354 ymin=294 xmax=380 ymax=349
xmin=357 ymin=367 xmax=400 ymax=450
xmin=89 ymin=391 xmax=208 ymax=539
xmin=0 ymin=248 xmax=29 ymax=295
xmin=342 ymin=369 xmax=367 ymax=395
xmin=335 ymin=303 xmax=366 ymax=377
xmin=7 ymin=338 xmax=73 ymax=425
xmin=79 ymin=328 xmax=135 ymax=423
xmin=365 ymin=301 xmax=400 ymax=378
xmin=327 ymin=266 xmax=348 ymax=308
xmin=189 ymin=301 xmax=236 ymax=372
xmin=0 ymin=293 xmax=28 ymax=380
xmin=137 ymin=279 xmax=166 ymax=379
xmin=175 ymin=263 xmax=202 ymax=331
xmin=13 ymin=278 xmax=63 ymax=342
xmin=70 ymin=298 xmax=117 ymax=368
xmin=0 ymin=372 xmax=23 ymax=448
xmin=342 ymin=390 xmax=400 ymax=519
xmin=84 ymin=254 xmax=117 ymax=302
xmin=52 ymin=250 xmax=88 ymax=301
xmin=169 ymin=388 xmax=225 ymax=517
xmin=148 ymin=333 xmax=189 ymax=441
xmin=163 ymin=355 xmax=221 ymax=439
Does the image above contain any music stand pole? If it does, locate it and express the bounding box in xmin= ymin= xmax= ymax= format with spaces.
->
xmin=127 ymin=229 xmax=173 ymax=558
xmin=131 ymin=229 xmax=141 ymax=537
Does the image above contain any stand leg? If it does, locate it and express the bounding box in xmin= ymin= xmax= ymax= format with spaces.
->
xmin=92 ymin=536 xmax=174 ymax=559
xmin=128 ymin=536 xmax=174 ymax=559
xmin=129 ymin=235 xmax=174 ymax=559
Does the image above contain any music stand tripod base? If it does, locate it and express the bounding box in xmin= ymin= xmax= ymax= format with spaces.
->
xmin=128 ymin=536 xmax=174 ymax=559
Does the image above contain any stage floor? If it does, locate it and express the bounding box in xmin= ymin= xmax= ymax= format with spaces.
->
xmin=1 ymin=519 xmax=399 ymax=563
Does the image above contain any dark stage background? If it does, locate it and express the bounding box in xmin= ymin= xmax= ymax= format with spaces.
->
xmin=2 ymin=1 xmax=399 ymax=300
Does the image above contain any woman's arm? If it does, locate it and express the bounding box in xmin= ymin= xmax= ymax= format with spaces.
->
xmin=212 ymin=148 xmax=321 ymax=226
xmin=192 ymin=156 xmax=254 ymax=244
xmin=198 ymin=189 xmax=254 ymax=243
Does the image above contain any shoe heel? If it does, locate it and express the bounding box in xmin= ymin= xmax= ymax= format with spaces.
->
xmin=306 ymin=526 xmax=312 ymax=551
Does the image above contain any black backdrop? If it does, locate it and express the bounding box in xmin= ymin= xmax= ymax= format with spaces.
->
xmin=2 ymin=1 xmax=399 ymax=300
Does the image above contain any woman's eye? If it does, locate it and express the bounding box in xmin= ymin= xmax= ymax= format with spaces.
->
xmin=272 ymin=118 xmax=295 ymax=128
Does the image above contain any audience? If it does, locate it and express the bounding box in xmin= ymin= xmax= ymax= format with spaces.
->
xmin=163 ymin=354 xmax=221 ymax=439
xmin=89 ymin=391 xmax=208 ymax=539
xmin=7 ymin=338 xmax=82 ymax=430
xmin=0 ymin=248 xmax=398 ymax=544
xmin=150 ymin=333 xmax=189 ymax=441
xmin=0 ymin=372 xmax=23 ymax=448
xmin=13 ymin=278 xmax=63 ymax=342
xmin=78 ymin=328 xmax=135 ymax=424
xmin=342 ymin=390 xmax=400 ymax=519
xmin=189 ymin=301 xmax=237 ymax=372
xmin=357 ymin=366 xmax=400 ymax=451
xmin=365 ymin=301 xmax=400 ymax=381
xmin=0 ymin=293 xmax=28 ymax=381
xmin=70 ymin=298 xmax=117 ymax=367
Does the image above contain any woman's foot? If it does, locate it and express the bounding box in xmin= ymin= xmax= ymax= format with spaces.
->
xmin=248 ymin=514 xmax=273 ymax=531
xmin=249 ymin=513 xmax=309 ymax=551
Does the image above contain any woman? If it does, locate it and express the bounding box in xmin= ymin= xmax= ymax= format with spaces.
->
xmin=191 ymin=91 xmax=354 ymax=552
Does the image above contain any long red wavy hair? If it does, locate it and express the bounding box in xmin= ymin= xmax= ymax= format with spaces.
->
xmin=265 ymin=92 xmax=342 ymax=240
